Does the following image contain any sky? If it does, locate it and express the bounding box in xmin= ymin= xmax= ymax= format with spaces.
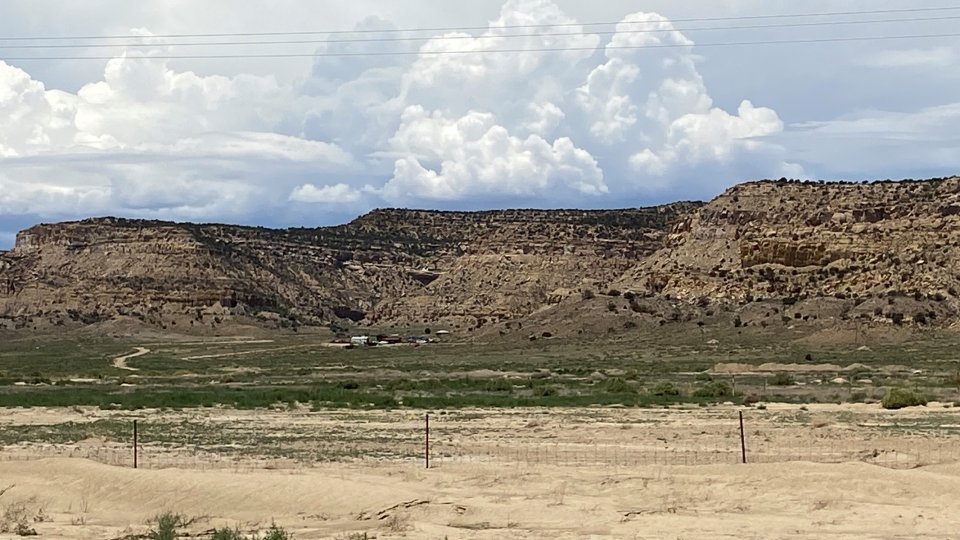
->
xmin=1 ymin=0 xmax=959 ymax=247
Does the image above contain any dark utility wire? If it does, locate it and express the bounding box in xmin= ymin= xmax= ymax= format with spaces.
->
xmin=0 ymin=15 xmax=958 ymax=49
xmin=0 ymin=5 xmax=959 ymax=41
xmin=3 ymin=32 xmax=960 ymax=60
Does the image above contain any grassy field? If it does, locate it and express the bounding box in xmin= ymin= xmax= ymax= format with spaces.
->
xmin=1 ymin=320 xmax=958 ymax=539
xmin=0 ymin=321 xmax=958 ymax=410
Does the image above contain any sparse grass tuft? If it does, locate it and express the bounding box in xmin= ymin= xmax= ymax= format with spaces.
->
xmin=211 ymin=527 xmax=245 ymax=540
xmin=260 ymin=522 xmax=292 ymax=540
xmin=336 ymin=533 xmax=369 ymax=540
xmin=209 ymin=522 xmax=292 ymax=540
xmin=148 ymin=512 xmax=195 ymax=540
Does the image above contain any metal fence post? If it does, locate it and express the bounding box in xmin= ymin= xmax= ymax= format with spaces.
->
xmin=133 ymin=419 xmax=138 ymax=469
xmin=739 ymin=411 xmax=747 ymax=464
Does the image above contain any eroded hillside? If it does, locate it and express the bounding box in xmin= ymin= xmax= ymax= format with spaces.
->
xmin=4 ymin=177 xmax=960 ymax=337
xmin=0 ymin=205 xmax=697 ymax=333
xmin=610 ymin=177 xmax=960 ymax=328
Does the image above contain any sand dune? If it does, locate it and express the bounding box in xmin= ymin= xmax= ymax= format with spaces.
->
xmin=2 ymin=458 xmax=960 ymax=539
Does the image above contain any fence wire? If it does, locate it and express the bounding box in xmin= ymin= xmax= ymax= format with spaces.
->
xmin=1 ymin=409 xmax=957 ymax=471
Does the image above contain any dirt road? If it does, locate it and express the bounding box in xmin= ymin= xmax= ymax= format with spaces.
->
xmin=111 ymin=347 xmax=149 ymax=371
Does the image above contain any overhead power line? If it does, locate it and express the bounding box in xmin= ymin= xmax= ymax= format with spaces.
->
xmin=0 ymin=5 xmax=959 ymax=41
xmin=4 ymin=32 xmax=960 ymax=61
xmin=0 ymin=15 xmax=957 ymax=50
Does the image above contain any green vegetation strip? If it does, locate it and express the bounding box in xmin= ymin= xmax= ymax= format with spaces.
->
xmin=0 ymin=381 xmax=738 ymax=410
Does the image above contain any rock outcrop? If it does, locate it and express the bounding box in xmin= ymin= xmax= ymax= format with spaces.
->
xmin=5 ymin=176 xmax=960 ymax=336
xmin=617 ymin=177 xmax=960 ymax=308
xmin=0 ymin=205 xmax=697 ymax=332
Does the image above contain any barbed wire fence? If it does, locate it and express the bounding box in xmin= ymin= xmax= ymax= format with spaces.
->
xmin=1 ymin=409 xmax=957 ymax=471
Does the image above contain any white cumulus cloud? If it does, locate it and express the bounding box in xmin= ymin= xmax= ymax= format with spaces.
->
xmin=290 ymin=183 xmax=363 ymax=204
xmin=0 ymin=0 xmax=852 ymax=235
xmin=0 ymin=54 xmax=355 ymax=223
xmin=380 ymin=106 xmax=605 ymax=203
xmin=571 ymin=11 xmax=797 ymax=191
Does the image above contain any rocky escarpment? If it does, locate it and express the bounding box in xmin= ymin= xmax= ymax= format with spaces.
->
xmin=614 ymin=177 xmax=960 ymax=326
xmin=6 ymin=176 xmax=960 ymax=337
xmin=0 ymin=204 xmax=697 ymax=332
xmin=367 ymin=206 xmax=699 ymax=329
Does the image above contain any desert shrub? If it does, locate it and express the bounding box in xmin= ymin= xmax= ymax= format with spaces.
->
xmin=914 ymin=311 xmax=928 ymax=325
xmin=1 ymin=500 xmax=37 ymax=536
xmin=733 ymin=316 xmax=742 ymax=328
xmin=603 ymin=377 xmax=634 ymax=394
xmin=261 ymin=523 xmax=292 ymax=540
xmin=607 ymin=289 xmax=622 ymax=297
xmin=533 ymin=385 xmax=558 ymax=397
xmin=149 ymin=512 xmax=189 ymax=540
xmin=15 ymin=522 xmax=37 ymax=536
xmin=881 ymin=388 xmax=927 ymax=410
xmin=211 ymin=523 xmax=293 ymax=540
xmin=693 ymin=380 xmax=734 ymax=398
xmin=891 ymin=312 xmax=905 ymax=325
xmin=484 ymin=379 xmax=513 ymax=392
xmin=651 ymin=381 xmax=680 ymax=396
xmin=581 ymin=289 xmax=595 ymax=300
xmin=695 ymin=371 xmax=713 ymax=382
xmin=771 ymin=373 xmax=795 ymax=386
xmin=211 ymin=528 xmax=244 ymax=540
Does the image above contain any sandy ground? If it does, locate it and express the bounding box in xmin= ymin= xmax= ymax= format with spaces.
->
xmin=2 ymin=404 xmax=960 ymax=538
xmin=3 ymin=458 xmax=960 ymax=539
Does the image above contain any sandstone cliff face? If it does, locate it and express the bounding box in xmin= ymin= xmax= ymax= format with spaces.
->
xmin=0 ymin=205 xmax=696 ymax=332
xmin=367 ymin=206 xmax=698 ymax=329
xmin=6 ymin=177 xmax=960 ymax=336
xmin=617 ymin=177 xmax=960 ymax=307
